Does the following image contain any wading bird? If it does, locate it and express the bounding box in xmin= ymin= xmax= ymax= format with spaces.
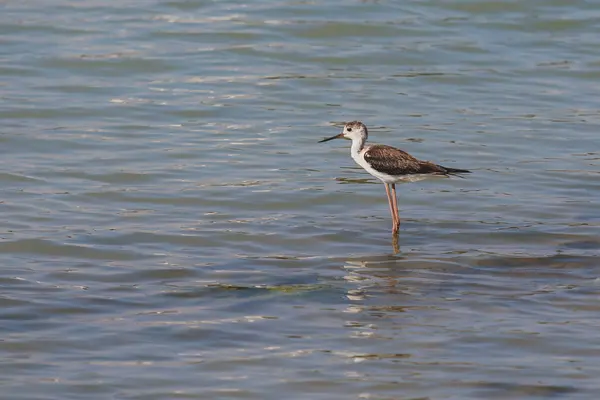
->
xmin=319 ymin=121 xmax=470 ymax=234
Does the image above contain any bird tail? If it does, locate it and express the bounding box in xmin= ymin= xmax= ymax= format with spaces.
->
xmin=438 ymin=165 xmax=471 ymax=176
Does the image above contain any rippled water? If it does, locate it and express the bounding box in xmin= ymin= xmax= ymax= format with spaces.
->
xmin=2 ymin=1 xmax=600 ymax=399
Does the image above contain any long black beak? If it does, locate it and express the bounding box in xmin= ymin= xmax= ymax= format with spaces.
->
xmin=318 ymin=133 xmax=344 ymax=143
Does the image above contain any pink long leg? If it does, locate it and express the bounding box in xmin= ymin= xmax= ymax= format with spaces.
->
xmin=384 ymin=183 xmax=398 ymax=232
xmin=391 ymin=183 xmax=400 ymax=234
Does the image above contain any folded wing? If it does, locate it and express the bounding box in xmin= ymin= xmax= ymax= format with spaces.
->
xmin=363 ymin=145 xmax=449 ymax=176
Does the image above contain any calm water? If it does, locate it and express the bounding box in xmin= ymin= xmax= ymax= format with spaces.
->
xmin=2 ymin=1 xmax=600 ymax=399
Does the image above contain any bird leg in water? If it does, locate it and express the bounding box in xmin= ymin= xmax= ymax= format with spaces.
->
xmin=392 ymin=233 xmax=400 ymax=254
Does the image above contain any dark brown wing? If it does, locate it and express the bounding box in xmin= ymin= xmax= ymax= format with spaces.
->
xmin=363 ymin=145 xmax=448 ymax=176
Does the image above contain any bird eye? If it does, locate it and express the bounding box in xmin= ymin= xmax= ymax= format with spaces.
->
xmin=347 ymin=127 xmax=352 ymax=132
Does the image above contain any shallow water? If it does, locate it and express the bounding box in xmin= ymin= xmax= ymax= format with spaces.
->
xmin=2 ymin=1 xmax=600 ymax=399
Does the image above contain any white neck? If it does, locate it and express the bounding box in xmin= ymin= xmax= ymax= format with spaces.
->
xmin=350 ymin=135 xmax=366 ymax=159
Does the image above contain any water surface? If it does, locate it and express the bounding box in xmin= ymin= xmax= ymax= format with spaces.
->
xmin=1 ymin=1 xmax=599 ymax=399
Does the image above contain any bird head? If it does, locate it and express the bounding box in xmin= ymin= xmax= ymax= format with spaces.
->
xmin=319 ymin=121 xmax=368 ymax=143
